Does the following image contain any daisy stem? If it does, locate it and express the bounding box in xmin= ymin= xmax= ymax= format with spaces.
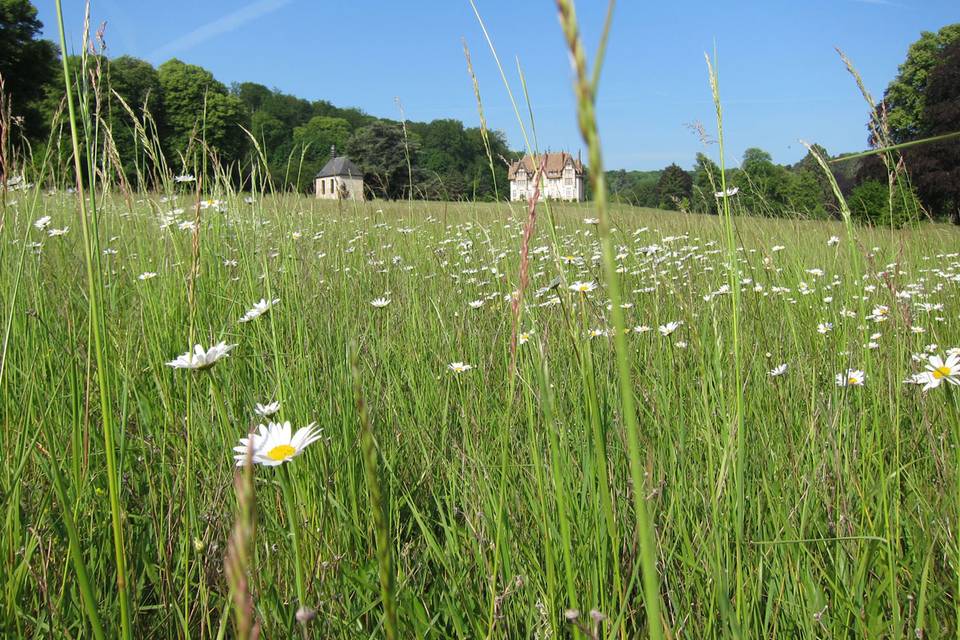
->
xmin=278 ymin=464 xmax=307 ymax=617
xmin=948 ymin=388 xmax=960 ymax=633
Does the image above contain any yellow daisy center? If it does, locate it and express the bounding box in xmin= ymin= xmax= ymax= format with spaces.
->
xmin=848 ymin=377 xmax=858 ymax=385
xmin=267 ymin=444 xmax=296 ymax=461
xmin=933 ymin=366 xmax=951 ymax=379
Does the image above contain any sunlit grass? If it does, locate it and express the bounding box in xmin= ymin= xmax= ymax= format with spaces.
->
xmin=3 ymin=184 xmax=960 ymax=636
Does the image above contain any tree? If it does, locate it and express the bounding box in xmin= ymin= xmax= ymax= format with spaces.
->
xmin=691 ymin=153 xmax=721 ymax=214
xmin=737 ymin=147 xmax=794 ymax=215
xmin=413 ymin=119 xmax=470 ymax=176
xmin=0 ymin=0 xmax=58 ymax=140
xmin=347 ymin=121 xmax=416 ymax=199
xmin=848 ymin=179 xmax=920 ymax=228
xmin=234 ymin=81 xmax=273 ymax=113
xmin=106 ymin=56 xmax=165 ymax=182
xmin=250 ymin=110 xmax=287 ymax=154
xmin=789 ymin=144 xmax=835 ymax=218
xmin=880 ymin=23 xmax=960 ymax=144
xmin=290 ymin=115 xmax=352 ymax=191
xmin=904 ymin=38 xmax=960 ymax=220
xmin=157 ymin=59 xmax=248 ymax=166
xmin=655 ymin=163 xmax=692 ymax=211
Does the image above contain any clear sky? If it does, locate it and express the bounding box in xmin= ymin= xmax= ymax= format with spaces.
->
xmin=38 ymin=0 xmax=959 ymax=171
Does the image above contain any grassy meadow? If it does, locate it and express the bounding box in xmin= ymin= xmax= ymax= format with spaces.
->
xmin=3 ymin=189 xmax=960 ymax=637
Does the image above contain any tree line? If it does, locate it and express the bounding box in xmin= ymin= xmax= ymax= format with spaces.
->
xmin=1 ymin=1 xmax=510 ymax=200
xmin=1 ymin=1 xmax=956 ymax=222
xmin=608 ymin=23 xmax=960 ymax=225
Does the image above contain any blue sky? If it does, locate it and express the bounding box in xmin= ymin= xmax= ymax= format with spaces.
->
xmin=39 ymin=1 xmax=959 ymax=170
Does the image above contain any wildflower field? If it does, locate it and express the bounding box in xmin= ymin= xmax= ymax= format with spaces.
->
xmin=3 ymin=188 xmax=960 ymax=637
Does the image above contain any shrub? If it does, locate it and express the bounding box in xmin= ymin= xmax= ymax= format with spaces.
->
xmin=848 ymin=179 xmax=921 ymax=228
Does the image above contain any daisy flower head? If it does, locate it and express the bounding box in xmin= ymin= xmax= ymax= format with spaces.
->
xmin=255 ymin=401 xmax=281 ymax=417
xmin=239 ymin=298 xmax=280 ymax=323
xmin=714 ymin=186 xmax=739 ymax=198
xmin=920 ymin=352 xmax=960 ymax=391
xmin=34 ymin=215 xmax=52 ymax=230
xmin=167 ymin=341 xmax=236 ymax=370
xmin=769 ymin=363 xmax=788 ymax=377
xmin=234 ymin=421 xmax=322 ymax=467
xmin=370 ymin=297 xmax=391 ymax=308
xmin=583 ymin=217 xmax=600 ymax=225
xmin=569 ymin=281 xmax=597 ymax=294
xmin=827 ymin=235 xmax=840 ymax=247
xmin=138 ymin=272 xmax=158 ymax=281
xmin=836 ymin=369 xmax=866 ymax=387
xmin=448 ymin=362 xmax=473 ymax=374
xmin=817 ymin=322 xmax=833 ymax=335
xmin=518 ymin=331 xmax=533 ymax=345
xmin=659 ymin=321 xmax=682 ymax=337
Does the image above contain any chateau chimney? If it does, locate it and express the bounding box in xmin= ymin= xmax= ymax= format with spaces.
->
xmin=330 ymin=145 xmax=337 ymax=158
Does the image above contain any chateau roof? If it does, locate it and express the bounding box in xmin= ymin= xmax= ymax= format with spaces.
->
xmin=508 ymin=152 xmax=583 ymax=180
xmin=316 ymin=156 xmax=363 ymax=179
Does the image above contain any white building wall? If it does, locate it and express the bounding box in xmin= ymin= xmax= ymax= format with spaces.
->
xmin=510 ymin=175 xmax=583 ymax=202
xmin=315 ymin=176 xmax=365 ymax=201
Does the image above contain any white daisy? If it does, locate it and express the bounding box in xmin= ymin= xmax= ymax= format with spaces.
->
xmin=769 ymin=363 xmax=788 ymax=377
xmin=166 ymin=341 xmax=236 ymax=370
xmin=239 ymin=298 xmax=280 ymax=323
xmin=255 ymin=401 xmax=281 ymax=417
xmin=659 ymin=321 xmax=682 ymax=337
xmin=919 ymin=353 xmax=960 ymax=391
xmin=569 ymin=281 xmax=597 ymax=293
xmin=233 ymin=421 xmax=322 ymax=467
xmin=835 ymin=369 xmax=865 ymax=387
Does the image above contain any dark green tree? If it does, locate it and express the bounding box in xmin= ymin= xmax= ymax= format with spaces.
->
xmin=904 ymin=38 xmax=960 ymax=220
xmin=691 ymin=153 xmax=721 ymax=214
xmin=848 ymin=179 xmax=921 ymax=228
xmin=789 ymin=144 xmax=834 ymax=218
xmin=157 ymin=59 xmax=248 ymax=166
xmin=655 ymin=163 xmax=692 ymax=210
xmin=0 ymin=0 xmax=58 ymax=140
xmin=880 ymin=23 xmax=960 ymax=144
xmin=737 ymin=147 xmax=794 ymax=215
xmin=347 ymin=120 xmax=417 ymax=199
xmin=291 ymin=115 xmax=352 ymax=191
xmin=106 ymin=56 xmax=164 ymax=181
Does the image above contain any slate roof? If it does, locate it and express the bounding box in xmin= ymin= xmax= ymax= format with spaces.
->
xmin=508 ymin=152 xmax=583 ymax=180
xmin=316 ymin=156 xmax=363 ymax=179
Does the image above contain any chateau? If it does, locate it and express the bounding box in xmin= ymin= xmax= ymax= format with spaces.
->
xmin=315 ymin=146 xmax=364 ymax=201
xmin=508 ymin=152 xmax=584 ymax=202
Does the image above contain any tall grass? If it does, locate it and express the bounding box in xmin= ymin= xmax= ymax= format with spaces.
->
xmin=2 ymin=4 xmax=960 ymax=639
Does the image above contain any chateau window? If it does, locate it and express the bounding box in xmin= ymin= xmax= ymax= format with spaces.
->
xmin=321 ymin=179 xmax=325 ymax=195
xmin=564 ymin=178 xmax=573 ymax=186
